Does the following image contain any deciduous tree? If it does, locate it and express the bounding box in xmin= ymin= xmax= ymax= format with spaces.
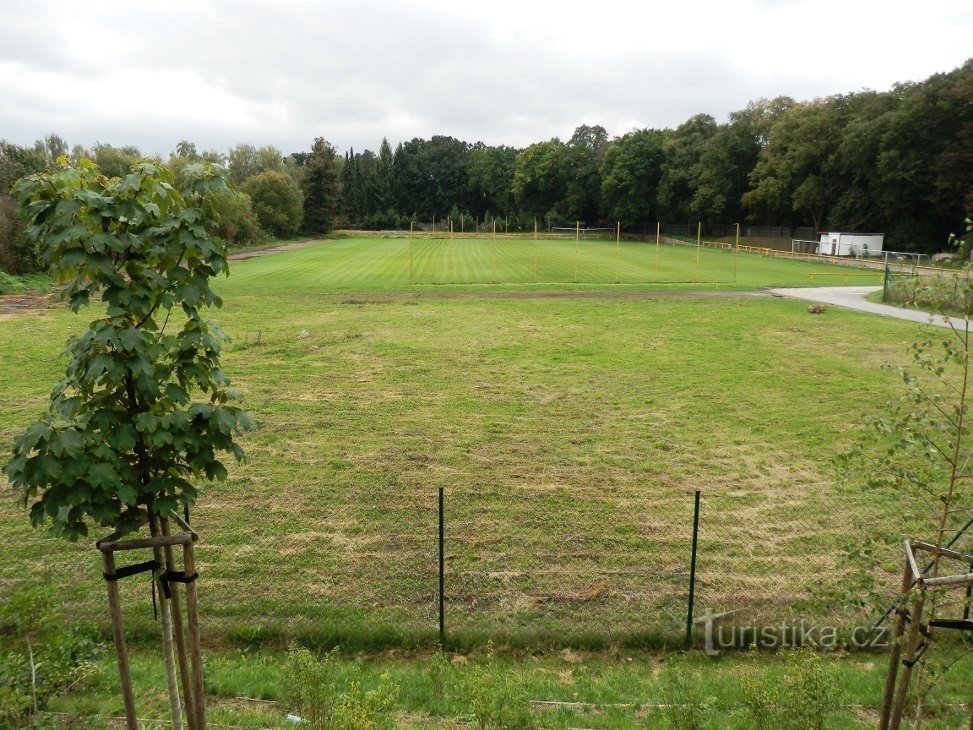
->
xmin=599 ymin=129 xmax=666 ymax=228
xmin=5 ymin=159 xmax=252 ymax=539
xmin=241 ymin=170 xmax=303 ymax=238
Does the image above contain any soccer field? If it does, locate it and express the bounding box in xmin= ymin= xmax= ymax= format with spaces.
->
xmin=0 ymin=239 xmax=930 ymax=648
xmin=226 ymin=235 xmax=882 ymax=290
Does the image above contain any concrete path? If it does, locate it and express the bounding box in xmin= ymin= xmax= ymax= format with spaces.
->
xmin=767 ymin=286 xmax=971 ymax=330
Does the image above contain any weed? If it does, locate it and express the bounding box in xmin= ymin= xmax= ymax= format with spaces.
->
xmin=658 ymin=664 xmax=714 ymax=729
xmin=461 ymin=645 xmax=535 ymax=729
xmin=0 ymin=583 xmax=103 ymax=726
xmin=739 ymin=669 xmax=778 ymax=729
xmin=282 ymin=644 xmax=396 ymax=729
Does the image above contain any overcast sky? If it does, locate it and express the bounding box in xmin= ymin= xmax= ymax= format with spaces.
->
xmin=1 ymin=0 xmax=970 ymax=157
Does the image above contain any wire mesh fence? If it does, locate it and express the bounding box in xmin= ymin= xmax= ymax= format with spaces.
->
xmin=4 ymin=483 xmax=958 ymax=650
xmin=883 ymin=265 xmax=973 ymax=313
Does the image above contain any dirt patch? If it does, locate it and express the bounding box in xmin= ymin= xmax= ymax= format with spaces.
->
xmin=0 ymin=291 xmax=60 ymax=312
xmin=346 ymin=289 xmax=770 ymax=303
xmin=228 ymin=238 xmax=330 ymax=261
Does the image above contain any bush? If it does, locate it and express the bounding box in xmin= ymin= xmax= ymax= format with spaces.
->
xmin=0 ymin=193 xmax=38 ymax=274
xmin=282 ymin=645 xmax=396 ymax=729
xmin=738 ymin=650 xmax=840 ymax=730
xmin=211 ymin=188 xmax=264 ymax=247
xmin=0 ymin=583 xmax=102 ymax=726
xmin=241 ymin=170 xmax=303 ymax=238
xmin=462 ymin=661 xmax=536 ymax=730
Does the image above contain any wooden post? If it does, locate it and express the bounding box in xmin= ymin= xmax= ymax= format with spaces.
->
xmin=102 ymin=550 xmax=139 ymax=729
xmin=880 ymin=558 xmax=914 ymax=730
xmin=149 ymin=514 xmax=183 ymax=730
xmin=162 ymin=518 xmax=197 ymax=730
xmin=889 ymin=586 xmax=927 ymax=730
xmin=182 ymin=539 xmax=206 ymax=730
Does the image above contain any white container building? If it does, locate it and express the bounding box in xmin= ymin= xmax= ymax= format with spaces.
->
xmin=817 ymin=232 xmax=885 ymax=257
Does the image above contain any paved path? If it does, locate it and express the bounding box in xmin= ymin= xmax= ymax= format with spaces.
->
xmin=768 ymin=286 xmax=970 ymax=330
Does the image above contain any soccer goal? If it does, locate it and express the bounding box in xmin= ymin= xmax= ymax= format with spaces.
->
xmin=550 ymin=226 xmax=617 ymax=240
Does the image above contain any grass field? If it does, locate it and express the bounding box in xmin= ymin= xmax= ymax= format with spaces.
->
xmin=0 ymin=237 xmax=943 ymax=655
xmin=227 ymin=235 xmax=885 ymax=289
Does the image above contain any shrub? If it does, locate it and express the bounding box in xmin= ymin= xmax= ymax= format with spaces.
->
xmin=0 ymin=583 xmax=102 ymax=725
xmin=241 ymin=170 xmax=303 ymax=238
xmin=282 ymin=645 xmax=396 ymax=729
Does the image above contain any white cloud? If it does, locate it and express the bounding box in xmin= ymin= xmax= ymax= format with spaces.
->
xmin=0 ymin=0 xmax=969 ymax=155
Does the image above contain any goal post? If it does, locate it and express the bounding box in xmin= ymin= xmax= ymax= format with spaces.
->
xmin=550 ymin=226 xmax=616 ymax=240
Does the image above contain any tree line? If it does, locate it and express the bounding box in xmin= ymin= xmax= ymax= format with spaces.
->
xmin=1 ymin=60 xmax=970 ymax=274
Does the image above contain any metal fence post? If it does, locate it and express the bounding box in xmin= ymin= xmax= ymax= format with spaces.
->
xmin=686 ymin=490 xmax=701 ymax=648
xmin=438 ymin=487 xmax=445 ymax=647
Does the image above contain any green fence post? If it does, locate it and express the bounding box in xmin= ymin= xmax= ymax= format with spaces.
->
xmin=686 ymin=490 xmax=701 ymax=648
xmin=438 ymin=487 xmax=445 ymax=647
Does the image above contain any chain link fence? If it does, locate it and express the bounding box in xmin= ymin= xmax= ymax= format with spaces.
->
xmin=883 ymin=265 xmax=973 ymax=313
xmin=4 ymin=482 xmax=955 ymax=650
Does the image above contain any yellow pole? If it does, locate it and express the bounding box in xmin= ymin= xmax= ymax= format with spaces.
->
xmin=615 ymin=221 xmax=620 ymax=284
xmin=574 ymin=221 xmax=580 ymax=282
xmin=409 ymin=220 xmax=414 ymax=285
xmin=492 ymin=219 xmax=497 ymax=284
xmin=656 ymin=221 xmax=660 ymax=277
xmin=534 ymin=218 xmax=538 ymax=283
xmin=450 ymin=219 xmax=455 ymax=283
xmin=734 ymin=222 xmax=740 ymax=283
xmin=696 ymin=221 xmax=701 ymax=281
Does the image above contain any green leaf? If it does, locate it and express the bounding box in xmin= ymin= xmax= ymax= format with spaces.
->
xmin=50 ymin=430 xmax=84 ymax=458
xmin=116 ymin=482 xmax=138 ymax=506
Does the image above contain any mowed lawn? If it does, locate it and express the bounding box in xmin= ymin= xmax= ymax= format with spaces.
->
xmin=227 ymin=235 xmax=882 ymax=289
xmin=0 ymin=239 xmax=929 ymax=646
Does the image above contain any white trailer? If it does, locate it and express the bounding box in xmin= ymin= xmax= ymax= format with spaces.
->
xmin=817 ymin=232 xmax=884 ymax=257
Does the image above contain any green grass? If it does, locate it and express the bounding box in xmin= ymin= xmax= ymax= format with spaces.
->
xmin=225 ymin=236 xmax=881 ymax=289
xmin=0 ymin=238 xmax=947 ymax=651
xmin=5 ymin=236 xmax=970 ymax=726
xmin=42 ymin=643 xmax=973 ymax=728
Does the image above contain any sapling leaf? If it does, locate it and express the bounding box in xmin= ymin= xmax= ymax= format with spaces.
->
xmin=5 ymin=158 xmax=252 ymax=540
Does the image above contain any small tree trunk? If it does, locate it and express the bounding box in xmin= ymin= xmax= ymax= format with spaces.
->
xmin=149 ymin=513 xmax=184 ymax=730
xmin=161 ymin=517 xmax=197 ymax=730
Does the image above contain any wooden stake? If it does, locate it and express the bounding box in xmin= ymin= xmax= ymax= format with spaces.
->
xmin=880 ymin=558 xmax=914 ymax=729
xmin=182 ymin=539 xmax=206 ymax=729
xmin=162 ymin=518 xmax=197 ymax=730
xmin=102 ymin=550 xmax=139 ymax=730
xmin=149 ymin=514 xmax=183 ymax=730
xmin=889 ymin=588 xmax=927 ymax=730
